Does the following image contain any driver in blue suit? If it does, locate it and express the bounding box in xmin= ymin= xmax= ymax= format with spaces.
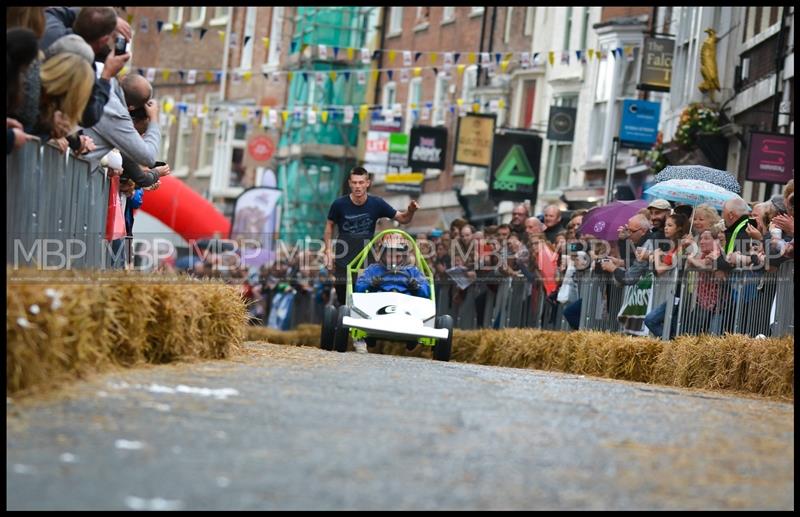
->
xmin=355 ymin=238 xmax=431 ymax=298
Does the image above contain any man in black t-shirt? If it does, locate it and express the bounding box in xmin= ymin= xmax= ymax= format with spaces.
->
xmin=324 ymin=166 xmax=420 ymax=307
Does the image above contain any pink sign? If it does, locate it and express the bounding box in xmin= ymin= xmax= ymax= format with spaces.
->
xmin=747 ymin=132 xmax=794 ymax=183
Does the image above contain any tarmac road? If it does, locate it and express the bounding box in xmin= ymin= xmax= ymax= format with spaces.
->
xmin=6 ymin=342 xmax=794 ymax=510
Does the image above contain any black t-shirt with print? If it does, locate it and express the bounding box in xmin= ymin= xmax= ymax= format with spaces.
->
xmin=327 ymin=194 xmax=397 ymax=268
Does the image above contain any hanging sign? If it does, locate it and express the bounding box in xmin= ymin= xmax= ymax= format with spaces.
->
xmin=488 ymin=129 xmax=542 ymax=203
xmin=546 ymin=106 xmax=577 ymax=142
xmin=455 ymin=113 xmax=495 ymax=167
xmin=244 ymin=130 xmax=276 ymax=168
xmin=408 ymin=126 xmax=448 ymax=170
xmin=746 ymin=132 xmax=794 ymax=183
xmin=619 ymin=99 xmax=661 ymax=150
xmin=638 ymin=37 xmax=674 ymax=92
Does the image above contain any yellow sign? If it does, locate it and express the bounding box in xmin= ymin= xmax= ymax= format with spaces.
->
xmin=455 ymin=114 xmax=495 ymax=167
xmin=385 ymin=173 xmax=425 ymax=184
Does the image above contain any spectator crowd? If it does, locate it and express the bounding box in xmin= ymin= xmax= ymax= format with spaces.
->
xmin=6 ymin=7 xmax=794 ymax=339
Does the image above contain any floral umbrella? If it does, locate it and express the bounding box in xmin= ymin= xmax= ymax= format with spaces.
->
xmin=654 ymin=164 xmax=742 ymax=194
xmin=644 ymin=178 xmax=742 ymax=210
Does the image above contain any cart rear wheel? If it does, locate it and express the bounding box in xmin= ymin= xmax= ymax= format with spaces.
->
xmin=320 ymin=305 xmax=337 ymax=350
xmin=433 ymin=315 xmax=453 ymax=362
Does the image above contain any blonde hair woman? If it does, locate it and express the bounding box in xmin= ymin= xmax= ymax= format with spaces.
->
xmin=38 ymin=52 xmax=94 ymax=139
xmin=691 ymin=204 xmax=721 ymax=235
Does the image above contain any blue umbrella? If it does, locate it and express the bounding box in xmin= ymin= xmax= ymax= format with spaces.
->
xmin=644 ymin=179 xmax=742 ymax=210
xmin=655 ymin=165 xmax=742 ymax=194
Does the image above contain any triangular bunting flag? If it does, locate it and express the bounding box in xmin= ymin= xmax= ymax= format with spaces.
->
xmin=218 ymin=30 xmax=225 ymax=42
xmin=372 ymin=70 xmax=380 ymax=82
xmin=498 ymin=99 xmax=505 ymax=109
xmin=262 ymin=37 xmax=270 ymax=48
xmin=281 ymin=111 xmax=289 ymax=123
xmin=333 ymin=46 xmax=339 ymax=59
xmin=456 ymin=64 xmax=465 ymax=76
xmin=576 ymin=50 xmax=582 ymax=61
xmin=328 ymin=71 xmax=337 ymax=82
xmin=287 ymin=71 xmax=293 ymax=82
xmin=413 ymin=67 xmax=422 ymax=77
xmin=347 ymin=47 xmax=354 ymax=60
xmin=388 ymin=50 xmax=396 ymax=64
xmin=178 ymin=70 xmax=185 ymax=80
xmin=243 ymin=35 xmax=251 ymax=47
xmin=359 ymin=104 xmax=369 ymax=121
xmin=303 ymin=72 xmax=309 ymax=82
xmin=415 ymin=51 xmax=422 ymax=62
xmin=500 ymin=60 xmax=510 ymax=73
xmin=548 ymin=51 xmax=555 ymax=65
xmin=387 ymin=70 xmax=393 ymax=80
xmin=156 ymin=20 xmax=164 ymax=33
xmin=403 ymin=51 xmax=412 ymax=66
xmin=242 ymin=71 xmax=252 ymax=81
xmin=343 ymin=71 xmax=351 ymax=82
xmin=588 ymin=49 xmax=594 ymax=60
xmin=454 ymin=53 xmax=460 ymax=63
xmin=495 ymin=52 xmax=501 ymax=64
xmin=321 ymin=111 xmax=329 ymax=124
xmin=430 ymin=52 xmax=437 ymax=64
xmin=205 ymin=71 xmax=214 ymax=82
xmin=468 ymin=52 xmax=476 ymax=64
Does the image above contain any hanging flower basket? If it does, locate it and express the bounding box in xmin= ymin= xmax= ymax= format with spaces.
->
xmin=674 ymin=103 xmax=721 ymax=148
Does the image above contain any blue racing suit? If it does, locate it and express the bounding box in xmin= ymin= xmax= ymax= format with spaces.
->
xmin=355 ymin=263 xmax=431 ymax=298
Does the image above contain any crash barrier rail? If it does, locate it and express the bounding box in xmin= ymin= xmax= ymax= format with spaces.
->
xmin=267 ymin=259 xmax=794 ymax=339
xmin=7 ymin=139 xmax=110 ymax=269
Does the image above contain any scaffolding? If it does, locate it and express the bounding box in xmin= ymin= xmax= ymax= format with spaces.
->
xmin=277 ymin=7 xmax=380 ymax=244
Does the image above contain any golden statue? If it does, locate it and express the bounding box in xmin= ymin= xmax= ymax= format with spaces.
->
xmin=698 ymin=28 xmax=721 ymax=102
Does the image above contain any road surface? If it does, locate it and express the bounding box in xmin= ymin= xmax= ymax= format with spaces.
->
xmin=6 ymin=342 xmax=794 ymax=510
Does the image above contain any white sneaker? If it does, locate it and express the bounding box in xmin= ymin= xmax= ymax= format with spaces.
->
xmin=353 ymin=340 xmax=368 ymax=354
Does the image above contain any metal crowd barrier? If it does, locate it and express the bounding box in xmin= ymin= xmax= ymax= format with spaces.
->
xmin=7 ymin=139 xmax=110 ymax=269
xmin=673 ymin=260 xmax=794 ymax=338
xmin=272 ymin=258 xmax=794 ymax=340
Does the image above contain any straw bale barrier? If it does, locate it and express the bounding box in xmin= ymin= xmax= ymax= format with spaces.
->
xmin=246 ymin=325 xmax=793 ymax=401
xmin=7 ymin=269 xmax=249 ymax=395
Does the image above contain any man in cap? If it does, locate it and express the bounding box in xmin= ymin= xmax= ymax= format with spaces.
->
xmin=646 ymin=199 xmax=673 ymax=251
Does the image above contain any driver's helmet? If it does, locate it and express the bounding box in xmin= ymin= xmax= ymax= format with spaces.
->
xmin=380 ymin=236 xmax=410 ymax=273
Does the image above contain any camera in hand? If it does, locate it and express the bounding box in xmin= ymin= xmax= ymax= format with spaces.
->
xmin=129 ymin=106 xmax=148 ymax=120
xmin=114 ymin=36 xmax=127 ymax=55
xmin=567 ymin=242 xmax=585 ymax=253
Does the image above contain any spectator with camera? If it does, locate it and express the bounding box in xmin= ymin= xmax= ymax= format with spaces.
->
xmin=37 ymin=7 xmax=131 ymax=130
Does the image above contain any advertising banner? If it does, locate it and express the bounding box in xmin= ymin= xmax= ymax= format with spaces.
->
xmin=488 ymin=130 xmax=542 ymax=203
xmin=243 ymin=130 xmax=277 ymax=168
xmin=619 ymin=99 xmax=661 ymax=150
xmin=746 ymin=132 xmax=794 ymax=183
xmin=408 ymin=126 xmax=448 ymax=170
xmin=230 ymin=187 xmax=282 ymax=268
xmin=364 ymin=113 xmax=403 ymax=175
xmin=455 ymin=113 xmax=496 ymax=167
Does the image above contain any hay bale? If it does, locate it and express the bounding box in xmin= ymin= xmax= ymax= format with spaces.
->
xmin=7 ymin=269 xmax=248 ymax=395
xmin=246 ymin=324 xmax=793 ymax=400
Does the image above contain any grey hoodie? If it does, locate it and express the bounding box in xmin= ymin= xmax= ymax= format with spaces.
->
xmin=82 ymin=78 xmax=160 ymax=172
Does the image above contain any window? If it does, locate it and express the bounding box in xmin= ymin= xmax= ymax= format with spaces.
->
xmin=524 ymin=7 xmax=535 ymax=36
xmin=462 ymin=65 xmax=478 ymax=104
xmin=172 ymin=95 xmax=196 ymax=177
xmin=389 ymin=7 xmax=403 ymax=36
xmin=159 ymin=97 xmax=174 ymax=163
xmin=166 ymin=7 xmax=183 ymax=29
xmin=210 ymin=7 xmax=231 ymax=26
xmin=470 ymin=7 xmax=484 ymax=17
xmin=563 ymin=7 xmax=573 ymax=50
xmin=442 ymin=6 xmax=455 ymax=24
xmin=406 ymin=77 xmax=422 ymax=132
xmin=229 ymin=123 xmax=248 ymax=188
xmin=580 ymin=7 xmax=590 ymax=50
xmin=382 ymin=82 xmax=397 ymax=111
xmin=432 ymin=73 xmax=448 ymax=126
xmin=186 ymin=7 xmax=206 ymax=28
xmin=240 ymin=7 xmax=257 ymax=70
xmin=545 ymin=95 xmax=577 ymax=191
xmin=522 ymin=80 xmax=536 ymax=128
xmin=504 ymin=7 xmax=513 ymax=44
xmin=416 ymin=7 xmax=429 ymax=23
xmin=266 ymin=7 xmax=284 ymax=68
xmin=197 ymin=93 xmax=221 ymax=177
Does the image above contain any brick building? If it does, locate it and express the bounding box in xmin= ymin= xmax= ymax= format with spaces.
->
xmin=126 ymin=6 xmax=292 ymax=217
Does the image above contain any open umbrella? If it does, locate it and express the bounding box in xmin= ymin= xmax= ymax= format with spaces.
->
xmin=655 ymin=165 xmax=742 ymax=194
xmin=644 ymin=178 xmax=742 ymax=210
xmin=578 ymin=200 xmax=649 ymax=241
